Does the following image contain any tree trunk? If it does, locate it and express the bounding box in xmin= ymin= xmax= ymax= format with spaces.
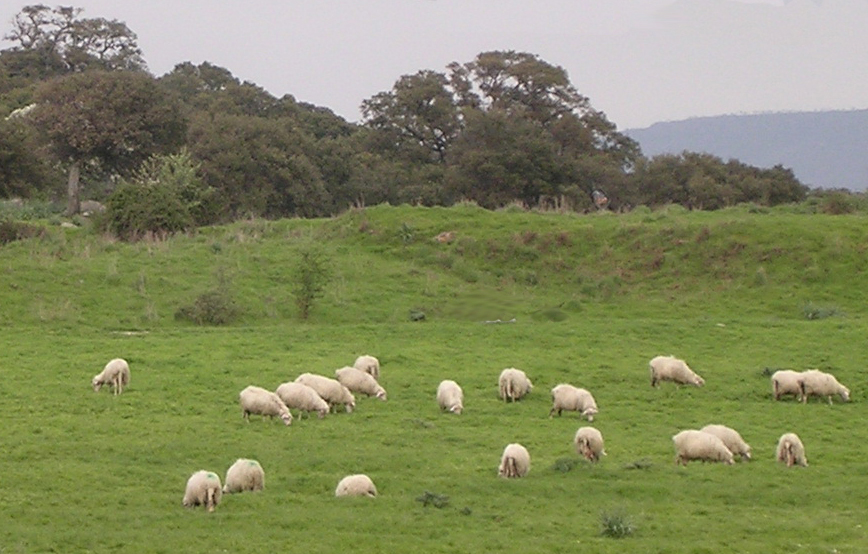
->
xmin=65 ymin=159 xmax=81 ymax=216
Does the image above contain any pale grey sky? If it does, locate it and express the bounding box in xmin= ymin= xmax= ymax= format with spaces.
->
xmin=2 ymin=0 xmax=865 ymax=129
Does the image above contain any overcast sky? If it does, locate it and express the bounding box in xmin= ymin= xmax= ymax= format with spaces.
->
xmin=2 ymin=0 xmax=866 ymax=129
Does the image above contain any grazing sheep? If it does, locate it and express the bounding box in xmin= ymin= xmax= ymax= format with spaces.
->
xmin=771 ymin=370 xmax=805 ymax=401
xmin=275 ymin=382 xmax=329 ymax=419
xmin=295 ymin=373 xmax=356 ymax=413
xmin=498 ymin=368 xmax=533 ymax=402
xmin=549 ymin=384 xmax=598 ymax=421
xmin=574 ymin=426 xmax=606 ymax=462
xmin=239 ymin=386 xmax=293 ymax=426
xmin=672 ymin=430 xmax=734 ymax=465
xmin=335 ymin=366 xmax=387 ymax=401
xmin=436 ymin=380 xmax=464 ymax=414
xmin=223 ymin=459 xmax=265 ymax=494
xmin=776 ymin=433 xmax=808 ymax=467
xmin=649 ymin=355 xmax=705 ymax=387
xmin=335 ymin=474 xmax=378 ymax=497
xmin=182 ymin=470 xmax=222 ymax=512
xmin=353 ymin=355 xmax=380 ymax=381
xmin=498 ymin=443 xmax=531 ymax=478
xmin=800 ymin=369 xmax=850 ymax=404
xmin=92 ymin=358 xmax=131 ymax=395
xmin=700 ymin=424 xmax=752 ymax=461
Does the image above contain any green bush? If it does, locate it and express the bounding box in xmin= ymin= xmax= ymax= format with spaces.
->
xmin=101 ymin=151 xmax=217 ymax=241
xmin=0 ymin=219 xmax=44 ymax=244
xmin=293 ymin=244 xmax=332 ymax=320
xmin=600 ymin=508 xmax=637 ymax=538
xmin=174 ymin=269 xmax=240 ymax=325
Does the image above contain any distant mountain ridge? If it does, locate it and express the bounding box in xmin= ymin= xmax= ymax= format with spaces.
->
xmin=625 ymin=110 xmax=868 ymax=191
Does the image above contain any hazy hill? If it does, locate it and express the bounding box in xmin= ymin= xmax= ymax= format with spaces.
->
xmin=625 ymin=110 xmax=868 ymax=191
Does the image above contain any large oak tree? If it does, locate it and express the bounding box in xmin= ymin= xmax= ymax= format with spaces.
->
xmin=31 ymin=70 xmax=185 ymax=214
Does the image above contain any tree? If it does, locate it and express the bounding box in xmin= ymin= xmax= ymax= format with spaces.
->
xmin=31 ymin=70 xmax=186 ymax=214
xmin=361 ymin=70 xmax=460 ymax=163
xmin=3 ymin=5 xmax=146 ymax=73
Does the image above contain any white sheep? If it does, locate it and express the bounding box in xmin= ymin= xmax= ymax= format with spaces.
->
xmin=335 ymin=366 xmax=387 ymax=401
xmin=574 ymin=426 xmax=606 ymax=462
xmin=776 ymin=432 xmax=808 ymax=467
xmin=771 ymin=370 xmax=805 ymax=401
xmin=498 ymin=443 xmax=531 ymax=478
xmin=699 ymin=424 xmax=752 ymax=461
xmin=800 ymin=369 xmax=850 ymax=404
xmin=436 ymin=380 xmax=464 ymax=414
xmin=353 ymin=355 xmax=381 ymax=381
xmin=223 ymin=458 xmax=265 ymax=494
xmin=498 ymin=368 xmax=533 ymax=402
xmin=92 ymin=358 xmax=131 ymax=395
xmin=182 ymin=470 xmax=223 ymax=512
xmin=672 ymin=430 xmax=734 ymax=465
xmin=239 ymin=386 xmax=293 ymax=425
xmin=275 ymin=382 xmax=330 ymax=419
xmin=649 ymin=355 xmax=705 ymax=387
xmin=335 ymin=474 xmax=378 ymax=497
xmin=295 ymin=373 xmax=356 ymax=413
xmin=549 ymin=384 xmax=599 ymax=421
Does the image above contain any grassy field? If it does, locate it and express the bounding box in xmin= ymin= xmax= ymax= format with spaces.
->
xmin=1 ymin=204 xmax=866 ymax=553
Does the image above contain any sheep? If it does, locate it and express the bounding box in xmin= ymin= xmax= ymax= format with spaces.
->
xmin=275 ymin=382 xmax=330 ymax=419
xmin=182 ymin=470 xmax=223 ymax=512
xmin=699 ymin=424 xmax=752 ymax=461
xmin=672 ymin=430 xmax=734 ymax=465
xmin=436 ymin=380 xmax=464 ymax=414
xmin=498 ymin=368 xmax=533 ymax=402
xmin=800 ymin=369 xmax=850 ymax=404
xmin=239 ymin=385 xmax=293 ymax=426
xmin=776 ymin=433 xmax=808 ymax=467
xmin=92 ymin=358 xmax=130 ymax=395
xmin=353 ymin=355 xmax=380 ymax=381
xmin=549 ymin=384 xmax=598 ymax=421
xmin=335 ymin=474 xmax=378 ymax=497
xmin=223 ymin=459 xmax=265 ymax=494
xmin=649 ymin=355 xmax=705 ymax=387
xmin=294 ymin=373 xmax=356 ymax=413
xmin=498 ymin=443 xmax=531 ymax=478
xmin=335 ymin=366 xmax=387 ymax=401
xmin=771 ymin=370 xmax=805 ymax=401
xmin=574 ymin=426 xmax=606 ymax=462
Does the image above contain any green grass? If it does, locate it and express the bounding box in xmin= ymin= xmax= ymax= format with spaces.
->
xmin=1 ymin=204 xmax=867 ymax=553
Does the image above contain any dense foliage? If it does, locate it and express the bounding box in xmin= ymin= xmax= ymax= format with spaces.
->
xmin=0 ymin=4 xmax=818 ymax=237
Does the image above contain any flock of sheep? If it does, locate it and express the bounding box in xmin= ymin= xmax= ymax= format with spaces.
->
xmin=91 ymin=350 xmax=850 ymax=512
xmin=485 ymin=356 xmax=847 ymax=478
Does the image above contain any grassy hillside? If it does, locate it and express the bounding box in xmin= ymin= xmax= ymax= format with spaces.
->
xmin=1 ymin=204 xmax=866 ymax=553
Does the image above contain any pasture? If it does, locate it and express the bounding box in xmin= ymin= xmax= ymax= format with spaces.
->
xmin=0 ymin=204 xmax=866 ymax=553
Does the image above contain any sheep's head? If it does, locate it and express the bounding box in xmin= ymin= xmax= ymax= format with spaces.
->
xmin=450 ymin=404 xmax=463 ymax=415
xmin=583 ymin=407 xmax=598 ymax=421
xmin=346 ymin=401 xmax=356 ymax=413
xmin=841 ymin=387 xmax=851 ymax=402
xmin=91 ymin=376 xmax=103 ymax=392
xmin=376 ymin=389 xmax=387 ymax=401
xmin=693 ymin=375 xmax=706 ymax=387
xmin=280 ymin=411 xmax=293 ymax=426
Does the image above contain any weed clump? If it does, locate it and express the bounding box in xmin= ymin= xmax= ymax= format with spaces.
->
xmin=802 ymin=302 xmax=841 ymax=320
xmin=552 ymin=457 xmax=579 ymax=473
xmin=600 ymin=508 xmax=636 ymax=538
xmin=175 ymin=269 xmax=240 ymax=325
xmin=416 ymin=491 xmax=449 ymax=508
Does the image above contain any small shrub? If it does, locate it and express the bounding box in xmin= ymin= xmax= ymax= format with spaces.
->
xmin=0 ymin=219 xmax=43 ymax=244
xmin=175 ymin=269 xmax=240 ymax=325
xmin=622 ymin=458 xmax=653 ymax=470
xmin=293 ymin=244 xmax=332 ymax=320
xmin=600 ymin=508 xmax=636 ymax=538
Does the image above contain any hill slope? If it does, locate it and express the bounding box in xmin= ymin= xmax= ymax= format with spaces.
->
xmin=625 ymin=110 xmax=868 ymax=191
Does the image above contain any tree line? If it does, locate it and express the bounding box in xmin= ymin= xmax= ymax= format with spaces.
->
xmin=0 ymin=5 xmax=809 ymax=234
